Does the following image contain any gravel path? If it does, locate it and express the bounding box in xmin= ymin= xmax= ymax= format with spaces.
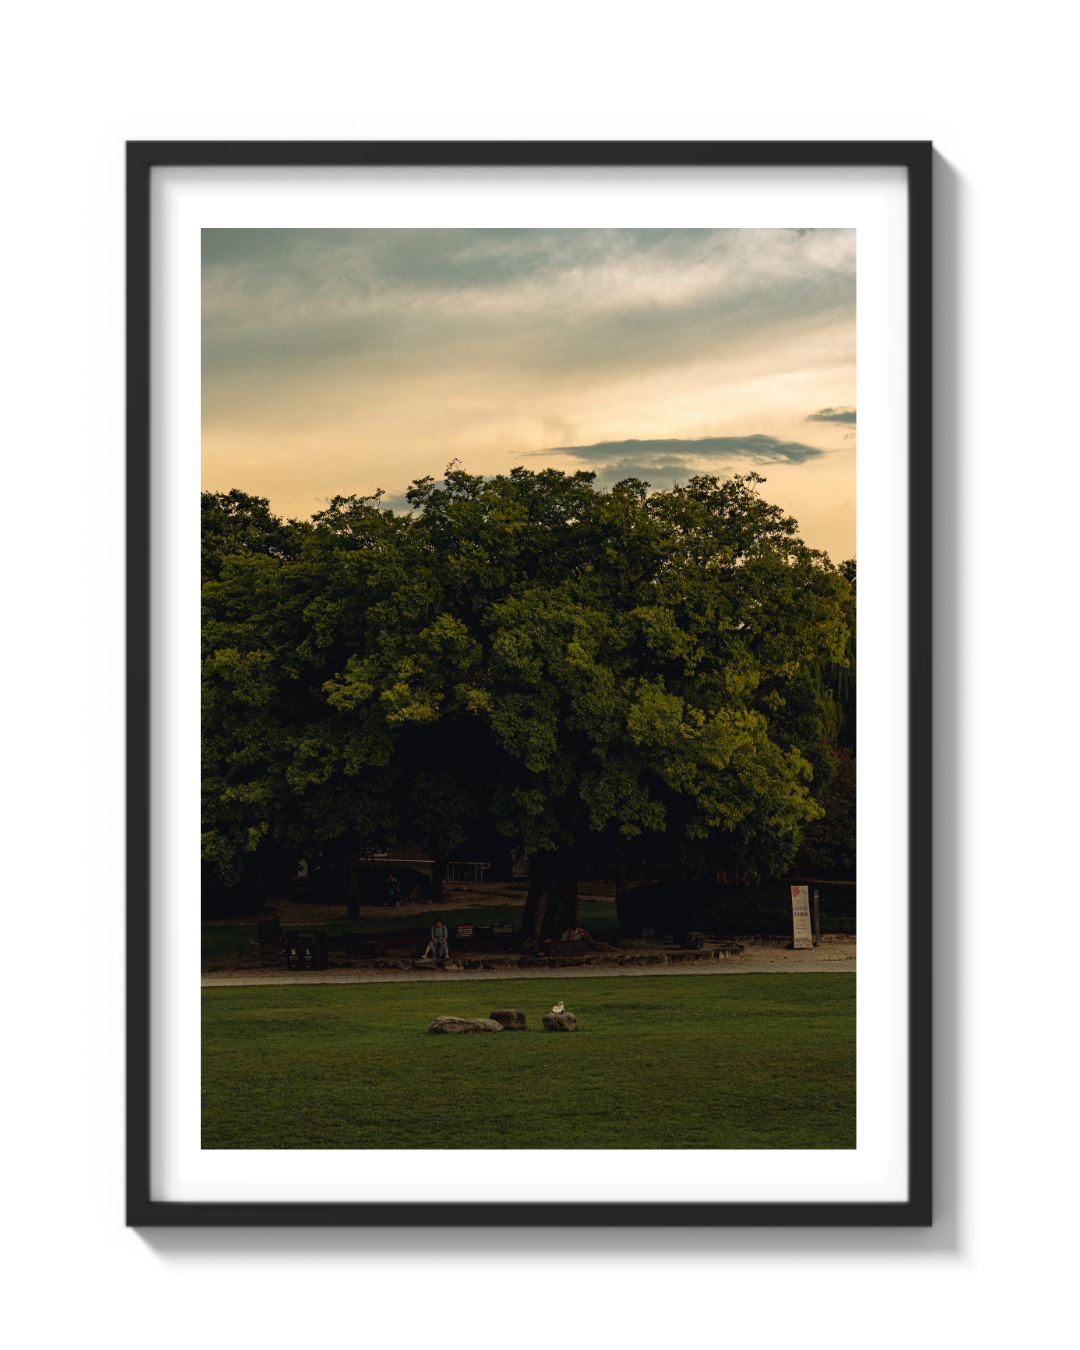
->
xmin=202 ymin=958 xmax=855 ymax=988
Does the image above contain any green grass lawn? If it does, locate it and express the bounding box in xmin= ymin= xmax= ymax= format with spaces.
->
xmin=201 ymin=899 xmax=620 ymax=963
xmin=202 ymin=973 xmax=855 ymax=1149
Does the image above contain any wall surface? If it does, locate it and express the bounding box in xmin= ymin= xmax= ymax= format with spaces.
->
xmin=2 ymin=3 xmax=1075 ymax=1347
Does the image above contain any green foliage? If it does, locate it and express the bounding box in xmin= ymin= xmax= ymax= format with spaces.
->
xmin=816 ymin=558 xmax=856 ymax=751
xmin=201 ymin=974 xmax=856 ymax=1149
xmin=796 ymin=748 xmax=856 ymax=877
xmin=201 ymin=489 xmax=310 ymax=583
xmin=616 ymin=879 xmax=856 ymax=937
xmin=202 ymin=467 xmax=852 ymax=886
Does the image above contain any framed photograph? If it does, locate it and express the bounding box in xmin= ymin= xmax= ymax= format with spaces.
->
xmin=128 ymin=141 xmax=931 ymax=1226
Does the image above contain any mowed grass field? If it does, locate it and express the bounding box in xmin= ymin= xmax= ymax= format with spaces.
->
xmin=202 ymin=973 xmax=855 ymax=1149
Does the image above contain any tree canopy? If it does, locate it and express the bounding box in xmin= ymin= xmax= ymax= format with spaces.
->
xmin=202 ymin=466 xmax=852 ymax=941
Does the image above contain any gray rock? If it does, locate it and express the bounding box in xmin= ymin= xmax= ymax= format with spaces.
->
xmin=427 ymin=1016 xmax=504 ymax=1034
xmin=542 ymin=1012 xmax=578 ymax=1032
xmin=488 ymin=1008 xmax=526 ymax=1030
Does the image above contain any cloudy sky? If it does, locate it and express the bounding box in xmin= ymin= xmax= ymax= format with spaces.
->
xmin=202 ymin=227 xmax=855 ymax=560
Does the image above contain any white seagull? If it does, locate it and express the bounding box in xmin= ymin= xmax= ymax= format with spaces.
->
xmin=552 ymin=999 xmax=564 ymax=1014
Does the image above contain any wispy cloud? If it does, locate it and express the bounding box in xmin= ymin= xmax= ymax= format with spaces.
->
xmin=202 ymin=228 xmax=856 ymax=387
xmin=378 ymin=433 xmax=828 ymax=510
xmin=526 ymin=434 xmax=827 ymax=491
xmin=538 ymin=435 xmax=825 ymax=467
xmin=806 ymin=407 xmax=856 ymax=424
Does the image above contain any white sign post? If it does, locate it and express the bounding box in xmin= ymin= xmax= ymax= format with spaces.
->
xmin=790 ymin=885 xmax=814 ymax=949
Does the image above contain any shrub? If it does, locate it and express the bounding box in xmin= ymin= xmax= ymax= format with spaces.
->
xmin=616 ymin=879 xmax=856 ymax=937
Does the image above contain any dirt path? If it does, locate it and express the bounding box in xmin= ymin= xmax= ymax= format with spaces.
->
xmin=202 ymin=954 xmax=855 ymax=988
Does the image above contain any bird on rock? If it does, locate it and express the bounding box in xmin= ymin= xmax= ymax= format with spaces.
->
xmin=552 ymin=999 xmax=564 ymax=1014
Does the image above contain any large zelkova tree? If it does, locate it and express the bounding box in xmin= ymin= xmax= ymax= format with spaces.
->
xmin=202 ymin=467 xmax=852 ymax=945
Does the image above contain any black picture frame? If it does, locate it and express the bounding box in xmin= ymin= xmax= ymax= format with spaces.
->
xmin=127 ymin=140 xmax=932 ymax=1228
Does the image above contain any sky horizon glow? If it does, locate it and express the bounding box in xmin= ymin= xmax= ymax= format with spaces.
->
xmin=202 ymin=227 xmax=856 ymax=561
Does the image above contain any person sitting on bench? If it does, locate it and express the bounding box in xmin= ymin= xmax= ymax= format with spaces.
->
xmin=425 ymin=919 xmax=449 ymax=959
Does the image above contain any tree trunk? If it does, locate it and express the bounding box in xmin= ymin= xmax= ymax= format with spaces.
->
xmin=517 ymin=850 xmax=578 ymax=950
xmin=346 ymin=852 xmax=360 ymax=922
xmin=430 ymin=840 xmax=445 ymax=907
